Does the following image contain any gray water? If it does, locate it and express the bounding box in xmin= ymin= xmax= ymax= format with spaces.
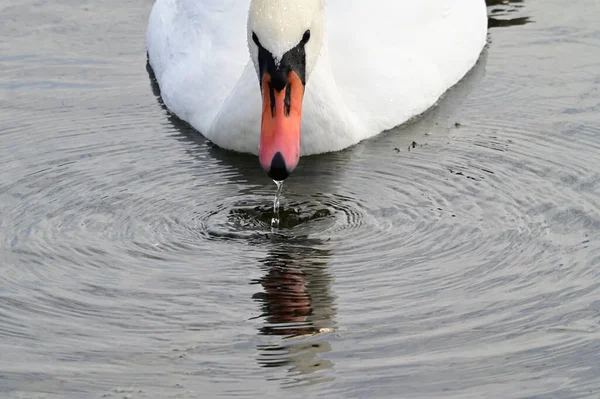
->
xmin=1 ymin=1 xmax=599 ymax=398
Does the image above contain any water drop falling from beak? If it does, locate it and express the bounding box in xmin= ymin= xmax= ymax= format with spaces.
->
xmin=271 ymin=180 xmax=284 ymax=229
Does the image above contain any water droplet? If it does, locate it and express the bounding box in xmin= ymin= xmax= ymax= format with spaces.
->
xmin=271 ymin=180 xmax=284 ymax=229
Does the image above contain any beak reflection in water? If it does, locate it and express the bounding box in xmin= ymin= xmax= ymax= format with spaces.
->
xmin=251 ymin=239 xmax=336 ymax=387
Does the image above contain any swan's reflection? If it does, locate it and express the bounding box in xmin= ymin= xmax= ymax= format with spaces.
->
xmin=251 ymin=238 xmax=336 ymax=386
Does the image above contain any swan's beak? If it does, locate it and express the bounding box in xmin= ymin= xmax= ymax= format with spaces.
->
xmin=259 ymin=71 xmax=304 ymax=181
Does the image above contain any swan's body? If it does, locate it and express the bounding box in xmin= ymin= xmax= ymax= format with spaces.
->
xmin=147 ymin=0 xmax=487 ymax=174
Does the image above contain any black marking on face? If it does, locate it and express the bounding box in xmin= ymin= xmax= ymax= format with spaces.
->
xmin=252 ymin=32 xmax=260 ymax=47
xmin=302 ymin=30 xmax=311 ymax=44
xmin=253 ymin=31 xmax=308 ymax=91
xmin=268 ymin=82 xmax=276 ymax=117
xmin=284 ymin=82 xmax=291 ymax=116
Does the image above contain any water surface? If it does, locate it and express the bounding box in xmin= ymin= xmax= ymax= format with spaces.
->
xmin=1 ymin=0 xmax=600 ymax=398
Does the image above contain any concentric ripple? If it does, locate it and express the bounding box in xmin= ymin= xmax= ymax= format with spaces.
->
xmin=2 ymin=0 xmax=600 ymax=398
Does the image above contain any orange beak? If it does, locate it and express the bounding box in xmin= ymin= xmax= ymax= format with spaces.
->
xmin=259 ymin=71 xmax=305 ymax=181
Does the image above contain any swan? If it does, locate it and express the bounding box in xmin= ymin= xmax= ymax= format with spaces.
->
xmin=147 ymin=0 xmax=488 ymax=180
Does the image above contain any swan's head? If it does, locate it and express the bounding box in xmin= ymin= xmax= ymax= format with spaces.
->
xmin=248 ymin=0 xmax=325 ymax=180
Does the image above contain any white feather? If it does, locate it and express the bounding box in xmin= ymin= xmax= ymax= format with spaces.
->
xmin=147 ymin=0 xmax=488 ymax=155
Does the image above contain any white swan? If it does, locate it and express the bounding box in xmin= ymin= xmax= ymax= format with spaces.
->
xmin=147 ymin=0 xmax=487 ymax=179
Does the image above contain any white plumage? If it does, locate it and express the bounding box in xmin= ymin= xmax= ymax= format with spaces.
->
xmin=147 ymin=0 xmax=488 ymax=155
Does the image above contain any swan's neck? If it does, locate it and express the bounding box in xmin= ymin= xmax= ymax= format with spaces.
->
xmin=298 ymin=32 xmax=362 ymax=155
xmin=209 ymin=29 xmax=359 ymax=156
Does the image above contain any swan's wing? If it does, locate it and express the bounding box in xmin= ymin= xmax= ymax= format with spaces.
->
xmin=147 ymin=0 xmax=251 ymax=133
xmin=326 ymin=0 xmax=488 ymax=134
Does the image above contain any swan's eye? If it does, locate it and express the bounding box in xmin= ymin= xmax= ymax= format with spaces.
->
xmin=252 ymin=32 xmax=260 ymax=47
xmin=302 ymin=30 xmax=311 ymax=44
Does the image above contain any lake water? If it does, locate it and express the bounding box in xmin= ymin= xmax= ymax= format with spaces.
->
xmin=1 ymin=1 xmax=599 ymax=398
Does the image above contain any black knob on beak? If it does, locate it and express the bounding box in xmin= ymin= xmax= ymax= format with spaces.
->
xmin=267 ymin=152 xmax=290 ymax=181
